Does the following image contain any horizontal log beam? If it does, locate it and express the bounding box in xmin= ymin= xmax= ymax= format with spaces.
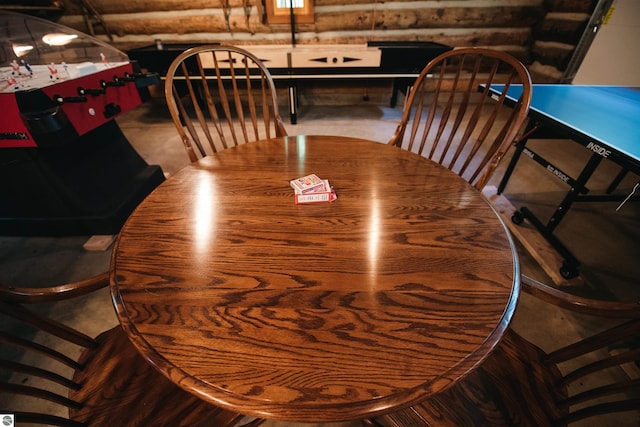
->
xmin=535 ymin=13 xmax=589 ymax=44
xmin=64 ymin=0 xmax=545 ymax=13
xmin=60 ymin=5 xmax=543 ymax=36
xmin=310 ymin=6 xmax=545 ymax=31
xmin=548 ymin=0 xmax=597 ymax=14
xmin=63 ymin=0 xmax=260 ymax=14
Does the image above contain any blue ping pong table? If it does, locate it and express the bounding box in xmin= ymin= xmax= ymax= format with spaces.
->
xmin=492 ymin=84 xmax=640 ymax=279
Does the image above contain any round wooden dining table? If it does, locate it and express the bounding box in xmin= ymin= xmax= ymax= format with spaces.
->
xmin=110 ymin=135 xmax=520 ymax=423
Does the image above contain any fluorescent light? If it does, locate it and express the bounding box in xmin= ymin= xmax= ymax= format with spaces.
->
xmin=42 ymin=33 xmax=78 ymax=46
xmin=12 ymin=44 xmax=33 ymax=57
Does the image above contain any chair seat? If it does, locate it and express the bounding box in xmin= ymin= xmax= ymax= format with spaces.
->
xmin=373 ymin=329 xmax=565 ymax=426
xmin=70 ymin=326 xmax=243 ymax=426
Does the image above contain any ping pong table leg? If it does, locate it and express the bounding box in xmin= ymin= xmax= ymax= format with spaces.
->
xmin=512 ymin=152 xmax=603 ymax=279
xmin=606 ymin=167 xmax=628 ymax=194
xmin=497 ymin=122 xmax=538 ymax=194
xmin=545 ymin=153 xmax=602 ymax=233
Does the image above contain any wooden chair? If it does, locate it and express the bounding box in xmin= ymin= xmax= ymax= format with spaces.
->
xmin=388 ymin=47 xmax=532 ymax=190
xmin=367 ymin=275 xmax=640 ymax=426
xmin=0 ymin=272 xmax=263 ymax=427
xmin=164 ymin=45 xmax=287 ymax=163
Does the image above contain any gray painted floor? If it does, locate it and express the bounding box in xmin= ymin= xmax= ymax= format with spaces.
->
xmin=1 ymin=97 xmax=638 ymax=426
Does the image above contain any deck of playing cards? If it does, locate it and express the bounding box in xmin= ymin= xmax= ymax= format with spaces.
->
xmin=290 ymin=174 xmax=337 ymax=204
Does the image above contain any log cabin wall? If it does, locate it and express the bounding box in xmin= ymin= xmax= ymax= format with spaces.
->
xmin=56 ymin=0 xmax=598 ymax=84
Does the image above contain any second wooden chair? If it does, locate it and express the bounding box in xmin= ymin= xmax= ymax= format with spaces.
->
xmin=388 ymin=47 xmax=532 ymax=190
xmin=165 ymin=45 xmax=287 ymax=163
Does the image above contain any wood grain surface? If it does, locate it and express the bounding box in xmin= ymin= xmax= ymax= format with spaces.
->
xmin=110 ymin=135 xmax=519 ymax=422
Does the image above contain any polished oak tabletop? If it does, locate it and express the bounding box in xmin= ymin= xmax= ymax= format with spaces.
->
xmin=110 ymin=135 xmax=519 ymax=423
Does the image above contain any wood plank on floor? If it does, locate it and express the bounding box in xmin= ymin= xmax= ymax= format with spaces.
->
xmin=83 ymin=235 xmax=117 ymax=251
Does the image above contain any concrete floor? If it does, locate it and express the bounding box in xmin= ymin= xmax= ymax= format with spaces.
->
xmin=1 ymin=96 xmax=638 ymax=426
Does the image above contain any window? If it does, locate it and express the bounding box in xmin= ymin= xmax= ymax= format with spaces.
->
xmin=265 ymin=0 xmax=314 ymax=24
